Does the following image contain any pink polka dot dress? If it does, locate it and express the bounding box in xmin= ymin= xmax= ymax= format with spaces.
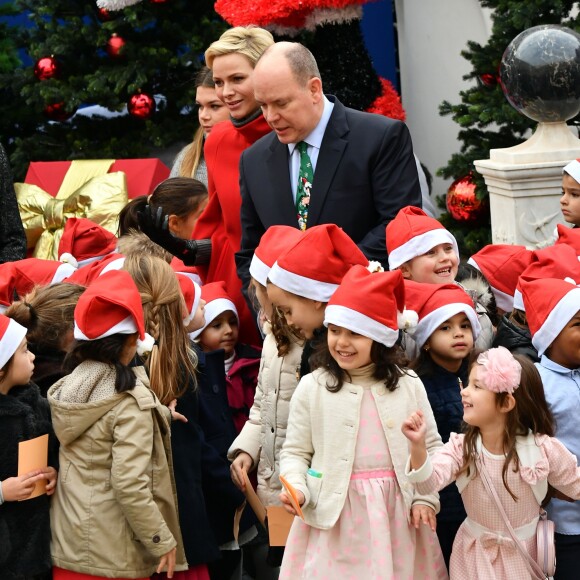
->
xmin=280 ymin=388 xmax=448 ymax=580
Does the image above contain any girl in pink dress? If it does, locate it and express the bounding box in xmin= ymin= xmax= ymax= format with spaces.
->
xmin=402 ymin=346 xmax=580 ymax=579
xmin=279 ymin=266 xmax=448 ymax=580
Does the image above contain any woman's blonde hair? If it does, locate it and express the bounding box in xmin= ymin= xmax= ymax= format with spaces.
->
xmin=204 ymin=26 xmax=274 ymax=69
xmin=123 ymin=254 xmax=197 ymax=404
xmin=6 ymin=283 xmax=85 ymax=351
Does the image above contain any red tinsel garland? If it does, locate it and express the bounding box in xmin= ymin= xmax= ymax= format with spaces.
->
xmin=215 ymin=0 xmax=371 ymax=28
xmin=365 ymin=78 xmax=406 ymax=121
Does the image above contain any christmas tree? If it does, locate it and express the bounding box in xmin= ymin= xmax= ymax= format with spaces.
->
xmin=438 ymin=0 xmax=579 ymax=255
xmin=0 ymin=0 xmax=226 ymax=180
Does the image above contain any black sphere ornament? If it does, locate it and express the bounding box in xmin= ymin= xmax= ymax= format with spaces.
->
xmin=499 ymin=25 xmax=580 ymax=123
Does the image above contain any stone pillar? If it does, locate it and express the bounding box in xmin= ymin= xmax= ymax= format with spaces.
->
xmin=475 ymin=123 xmax=580 ymax=248
xmin=474 ymin=24 xmax=580 ymax=248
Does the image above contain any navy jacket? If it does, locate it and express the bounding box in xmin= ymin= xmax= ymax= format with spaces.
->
xmin=492 ymin=315 xmax=539 ymax=363
xmin=194 ymin=345 xmax=257 ymax=545
xmin=417 ymin=360 xmax=468 ymax=524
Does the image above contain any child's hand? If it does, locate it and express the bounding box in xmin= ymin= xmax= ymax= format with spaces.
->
xmin=168 ymin=399 xmax=187 ymax=423
xmin=230 ymin=453 xmax=253 ymax=491
xmin=401 ymin=410 xmax=427 ymax=444
xmin=1 ymin=470 xmax=46 ymax=501
xmin=43 ymin=467 xmax=58 ymax=496
xmin=411 ymin=504 xmax=436 ymax=532
xmin=279 ymin=490 xmax=305 ymax=516
xmin=157 ymin=546 xmax=176 ymax=578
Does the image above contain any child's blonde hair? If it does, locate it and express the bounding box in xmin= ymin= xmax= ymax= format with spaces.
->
xmin=123 ymin=254 xmax=197 ymax=404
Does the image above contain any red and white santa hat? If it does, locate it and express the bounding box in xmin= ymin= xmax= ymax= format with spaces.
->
xmin=403 ymin=280 xmax=481 ymax=349
xmin=269 ymin=224 xmax=371 ymax=302
xmin=0 ymin=263 xmax=17 ymax=313
xmin=386 ymin=206 xmax=459 ymax=270
xmin=170 ymin=259 xmax=202 ymax=287
xmin=191 ymin=281 xmax=238 ymax=340
xmin=513 ymin=243 xmax=580 ymax=311
xmin=554 ymin=223 xmax=580 ymax=254
xmin=250 ymin=225 xmax=303 ymax=286
xmin=324 ymin=266 xmax=408 ymax=347
xmin=563 ymin=158 xmax=580 ymax=184
xmin=467 ymin=244 xmax=534 ymax=313
xmin=58 ymin=218 xmax=118 ymax=268
xmin=64 ymin=252 xmax=125 ymax=286
xmin=175 ymin=273 xmax=202 ymax=327
xmin=520 ymin=275 xmax=580 ymax=357
xmin=0 ymin=314 xmax=28 ymax=369
xmin=74 ymin=269 xmax=154 ymax=355
xmin=12 ymin=258 xmax=76 ymax=297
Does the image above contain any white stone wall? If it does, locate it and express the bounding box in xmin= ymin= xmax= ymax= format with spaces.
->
xmin=394 ymin=0 xmax=492 ymax=209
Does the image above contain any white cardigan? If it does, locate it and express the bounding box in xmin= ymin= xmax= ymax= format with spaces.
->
xmin=280 ymin=367 xmax=442 ymax=530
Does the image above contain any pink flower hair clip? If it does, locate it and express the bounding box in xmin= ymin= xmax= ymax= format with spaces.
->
xmin=476 ymin=346 xmax=521 ymax=394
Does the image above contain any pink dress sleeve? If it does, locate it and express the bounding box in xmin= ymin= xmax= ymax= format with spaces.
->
xmin=534 ymin=436 xmax=580 ymax=499
xmin=411 ymin=433 xmax=466 ymax=495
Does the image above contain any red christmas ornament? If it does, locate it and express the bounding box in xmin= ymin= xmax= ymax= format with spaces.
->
xmin=150 ymin=0 xmax=169 ymax=3
xmin=480 ymin=73 xmax=498 ymax=87
xmin=106 ymin=34 xmax=126 ymax=59
xmin=446 ymin=174 xmax=487 ymax=222
xmin=34 ymin=56 xmax=59 ymax=81
xmin=127 ymin=92 xmax=156 ymax=119
xmin=43 ymin=102 xmax=76 ymax=122
xmin=97 ymin=7 xmax=112 ymax=21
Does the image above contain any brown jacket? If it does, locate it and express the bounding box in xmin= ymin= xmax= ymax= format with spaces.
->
xmin=48 ymin=361 xmax=187 ymax=578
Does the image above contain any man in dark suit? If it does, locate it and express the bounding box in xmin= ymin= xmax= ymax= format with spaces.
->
xmin=235 ymin=41 xmax=422 ymax=292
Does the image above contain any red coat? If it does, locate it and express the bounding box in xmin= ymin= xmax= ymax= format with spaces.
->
xmin=193 ymin=115 xmax=272 ymax=346
xmin=226 ymin=344 xmax=261 ymax=435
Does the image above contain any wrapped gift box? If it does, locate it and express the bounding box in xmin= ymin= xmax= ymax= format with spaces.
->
xmin=24 ymin=158 xmax=169 ymax=199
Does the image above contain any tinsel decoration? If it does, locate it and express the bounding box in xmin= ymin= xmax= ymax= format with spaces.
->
xmin=366 ymin=78 xmax=406 ymax=121
xmin=215 ymin=0 xmax=370 ymax=29
xmin=308 ymin=21 xmax=381 ymax=112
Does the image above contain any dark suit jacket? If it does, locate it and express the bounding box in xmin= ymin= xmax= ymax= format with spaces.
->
xmin=236 ymin=95 xmax=421 ymax=290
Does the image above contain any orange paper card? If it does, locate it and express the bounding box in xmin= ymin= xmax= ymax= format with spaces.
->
xmin=242 ymin=469 xmax=267 ymax=526
xmin=266 ymin=506 xmax=295 ymax=546
xmin=18 ymin=434 xmax=48 ymax=500
xmin=279 ymin=474 xmax=304 ymax=519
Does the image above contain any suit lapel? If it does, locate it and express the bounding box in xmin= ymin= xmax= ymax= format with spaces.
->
xmin=266 ymin=139 xmax=297 ymax=226
xmin=307 ymin=98 xmax=349 ymax=227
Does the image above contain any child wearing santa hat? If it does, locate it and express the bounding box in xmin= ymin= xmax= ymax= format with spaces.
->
xmin=386 ymin=206 xmax=494 ymax=354
xmin=48 ymin=269 xmax=187 ymax=580
xmin=228 ymin=226 xmax=305 ymax=573
xmin=0 ymin=313 xmax=58 ymax=580
xmin=404 ymin=280 xmax=480 ymax=570
xmin=521 ymin=275 xmax=580 ymax=578
xmin=561 ymin=158 xmax=580 ymax=228
xmin=279 ymin=266 xmax=446 ymax=579
xmin=267 ymin=223 xmax=374 ymax=380
xmin=192 ymin=281 xmax=262 ymax=435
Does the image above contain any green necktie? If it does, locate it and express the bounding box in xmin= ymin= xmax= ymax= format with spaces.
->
xmin=295 ymin=141 xmax=313 ymax=231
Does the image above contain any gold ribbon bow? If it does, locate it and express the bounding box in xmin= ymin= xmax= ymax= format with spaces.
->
xmin=15 ymin=160 xmax=128 ymax=260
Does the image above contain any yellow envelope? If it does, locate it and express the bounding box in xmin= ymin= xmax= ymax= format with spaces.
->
xmin=18 ymin=434 xmax=49 ymax=500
